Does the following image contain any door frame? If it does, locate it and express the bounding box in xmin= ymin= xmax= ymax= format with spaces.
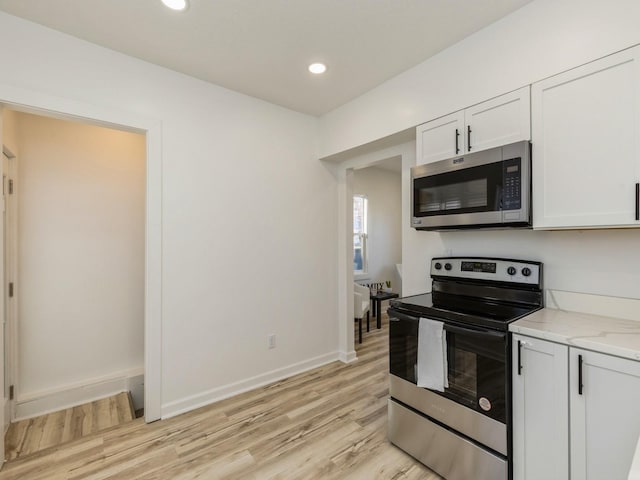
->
xmin=2 ymin=146 xmax=17 ymax=428
xmin=331 ymin=140 xmax=414 ymax=362
xmin=0 ymin=82 xmax=163 ymax=426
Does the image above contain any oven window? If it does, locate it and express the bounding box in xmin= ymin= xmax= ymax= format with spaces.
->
xmin=446 ymin=331 xmax=506 ymax=423
xmin=449 ymin=348 xmax=477 ymax=399
xmin=413 ymin=160 xmax=503 ymax=217
xmin=389 ymin=316 xmax=418 ymax=383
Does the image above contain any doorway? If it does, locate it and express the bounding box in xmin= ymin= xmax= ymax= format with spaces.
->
xmin=334 ymin=139 xmax=415 ymax=362
xmin=0 ymin=83 xmax=162 ymax=466
xmin=2 ymin=110 xmax=146 ymax=460
xmin=351 ymin=158 xmax=402 ymax=344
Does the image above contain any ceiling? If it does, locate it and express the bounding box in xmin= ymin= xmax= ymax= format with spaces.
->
xmin=0 ymin=0 xmax=533 ymax=116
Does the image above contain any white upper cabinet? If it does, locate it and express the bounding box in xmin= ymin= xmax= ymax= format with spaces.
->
xmin=465 ymin=87 xmax=531 ymax=154
xmin=416 ymin=110 xmax=465 ymax=165
xmin=532 ymin=46 xmax=640 ymax=229
xmin=416 ymin=86 xmax=530 ymax=165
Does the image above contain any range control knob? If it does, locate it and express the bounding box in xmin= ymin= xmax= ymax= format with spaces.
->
xmin=507 ymin=266 xmax=517 ymax=276
xmin=522 ymin=267 xmax=532 ymax=277
xmin=444 ymin=263 xmax=452 ymax=271
xmin=434 ymin=262 xmax=442 ymax=270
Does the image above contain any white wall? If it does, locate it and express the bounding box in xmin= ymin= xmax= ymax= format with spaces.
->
xmin=326 ymin=0 xmax=640 ymax=307
xmin=319 ymin=0 xmax=640 ymax=158
xmin=12 ymin=112 xmax=145 ymax=400
xmin=0 ymin=12 xmax=339 ymax=417
xmin=352 ymin=167 xmax=401 ymax=292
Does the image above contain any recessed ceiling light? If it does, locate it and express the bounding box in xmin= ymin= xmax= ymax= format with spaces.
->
xmin=161 ymin=0 xmax=189 ymax=11
xmin=308 ymin=63 xmax=327 ymax=75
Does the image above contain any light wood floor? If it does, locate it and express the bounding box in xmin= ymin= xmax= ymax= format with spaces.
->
xmin=0 ymin=310 xmax=440 ymax=479
xmin=5 ymin=392 xmax=135 ymax=461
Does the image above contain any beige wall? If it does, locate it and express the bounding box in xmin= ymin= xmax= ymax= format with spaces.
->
xmin=13 ymin=112 xmax=145 ymax=398
xmin=3 ymin=108 xmax=19 ymax=155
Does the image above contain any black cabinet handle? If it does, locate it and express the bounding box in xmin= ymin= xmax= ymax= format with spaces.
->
xmin=517 ymin=340 xmax=522 ymax=375
xmin=467 ymin=125 xmax=472 ymax=151
xmin=635 ymin=183 xmax=639 ymax=221
xmin=578 ymin=354 xmax=584 ymax=395
xmin=455 ymin=128 xmax=460 ymax=154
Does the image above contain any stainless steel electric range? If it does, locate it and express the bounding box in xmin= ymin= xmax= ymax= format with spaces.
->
xmin=387 ymin=257 xmax=543 ymax=480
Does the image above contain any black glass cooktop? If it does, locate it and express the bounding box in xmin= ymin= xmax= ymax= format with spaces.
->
xmin=389 ymin=292 xmax=541 ymax=331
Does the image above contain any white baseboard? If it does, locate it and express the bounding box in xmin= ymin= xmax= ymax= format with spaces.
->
xmin=15 ymin=368 xmax=144 ymax=421
xmin=161 ymin=351 xmax=340 ymax=419
xmin=4 ymin=398 xmax=10 ymax=434
xmin=338 ymin=350 xmax=358 ymax=363
xmin=546 ymin=290 xmax=640 ymax=322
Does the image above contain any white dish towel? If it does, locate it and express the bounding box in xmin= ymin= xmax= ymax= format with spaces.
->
xmin=417 ymin=318 xmax=449 ymax=392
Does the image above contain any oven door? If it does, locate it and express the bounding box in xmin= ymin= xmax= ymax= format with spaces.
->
xmin=389 ymin=308 xmax=508 ymax=424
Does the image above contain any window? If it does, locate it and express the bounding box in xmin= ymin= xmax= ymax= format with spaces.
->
xmin=353 ymin=195 xmax=368 ymax=276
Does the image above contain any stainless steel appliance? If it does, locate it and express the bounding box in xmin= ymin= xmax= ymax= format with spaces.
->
xmin=387 ymin=257 xmax=543 ymax=480
xmin=411 ymin=141 xmax=531 ymax=230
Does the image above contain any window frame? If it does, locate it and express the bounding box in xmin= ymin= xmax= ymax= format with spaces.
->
xmin=353 ymin=194 xmax=369 ymax=279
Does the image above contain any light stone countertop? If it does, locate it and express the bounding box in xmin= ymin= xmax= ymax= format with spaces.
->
xmin=510 ymin=308 xmax=640 ymax=362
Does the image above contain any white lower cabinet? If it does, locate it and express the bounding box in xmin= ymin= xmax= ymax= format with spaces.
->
xmin=513 ymin=335 xmax=640 ymax=480
xmin=512 ymin=335 xmax=569 ymax=480
xmin=569 ymin=348 xmax=640 ymax=480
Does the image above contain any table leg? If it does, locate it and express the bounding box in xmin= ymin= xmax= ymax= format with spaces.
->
xmin=377 ymin=299 xmax=382 ymax=329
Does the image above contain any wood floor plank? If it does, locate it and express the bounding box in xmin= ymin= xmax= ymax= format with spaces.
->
xmin=1 ymin=308 xmax=440 ymax=479
xmin=4 ymin=392 xmax=138 ymax=462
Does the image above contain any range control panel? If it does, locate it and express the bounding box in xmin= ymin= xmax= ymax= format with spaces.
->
xmin=430 ymin=257 xmax=541 ymax=286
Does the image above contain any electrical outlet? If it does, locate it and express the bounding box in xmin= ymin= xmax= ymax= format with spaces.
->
xmin=268 ymin=334 xmax=276 ymax=349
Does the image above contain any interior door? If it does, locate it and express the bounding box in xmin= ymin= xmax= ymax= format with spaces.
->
xmin=2 ymin=150 xmax=12 ymax=438
xmin=0 ymin=108 xmax=6 ymax=467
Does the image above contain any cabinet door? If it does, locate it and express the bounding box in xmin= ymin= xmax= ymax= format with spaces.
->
xmin=532 ymin=46 xmax=640 ymax=229
xmin=465 ymin=86 xmax=531 ymax=154
xmin=512 ymin=335 xmax=569 ymax=480
xmin=570 ymin=348 xmax=640 ymax=480
xmin=416 ymin=110 xmax=464 ymax=165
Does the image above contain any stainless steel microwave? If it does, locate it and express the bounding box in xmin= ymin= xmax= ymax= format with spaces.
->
xmin=411 ymin=141 xmax=531 ymax=230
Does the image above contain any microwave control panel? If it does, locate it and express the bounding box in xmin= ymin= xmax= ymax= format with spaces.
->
xmin=502 ymin=157 xmax=522 ymax=211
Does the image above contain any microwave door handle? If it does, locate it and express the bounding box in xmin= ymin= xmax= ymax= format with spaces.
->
xmin=636 ymin=183 xmax=640 ymax=220
xmin=444 ymin=323 xmax=506 ymax=339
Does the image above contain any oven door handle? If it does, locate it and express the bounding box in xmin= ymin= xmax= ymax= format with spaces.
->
xmin=444 ymin=324 xmax=506 ymax=339
xmin=389 ymin=310 xmax=507 ymax=339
